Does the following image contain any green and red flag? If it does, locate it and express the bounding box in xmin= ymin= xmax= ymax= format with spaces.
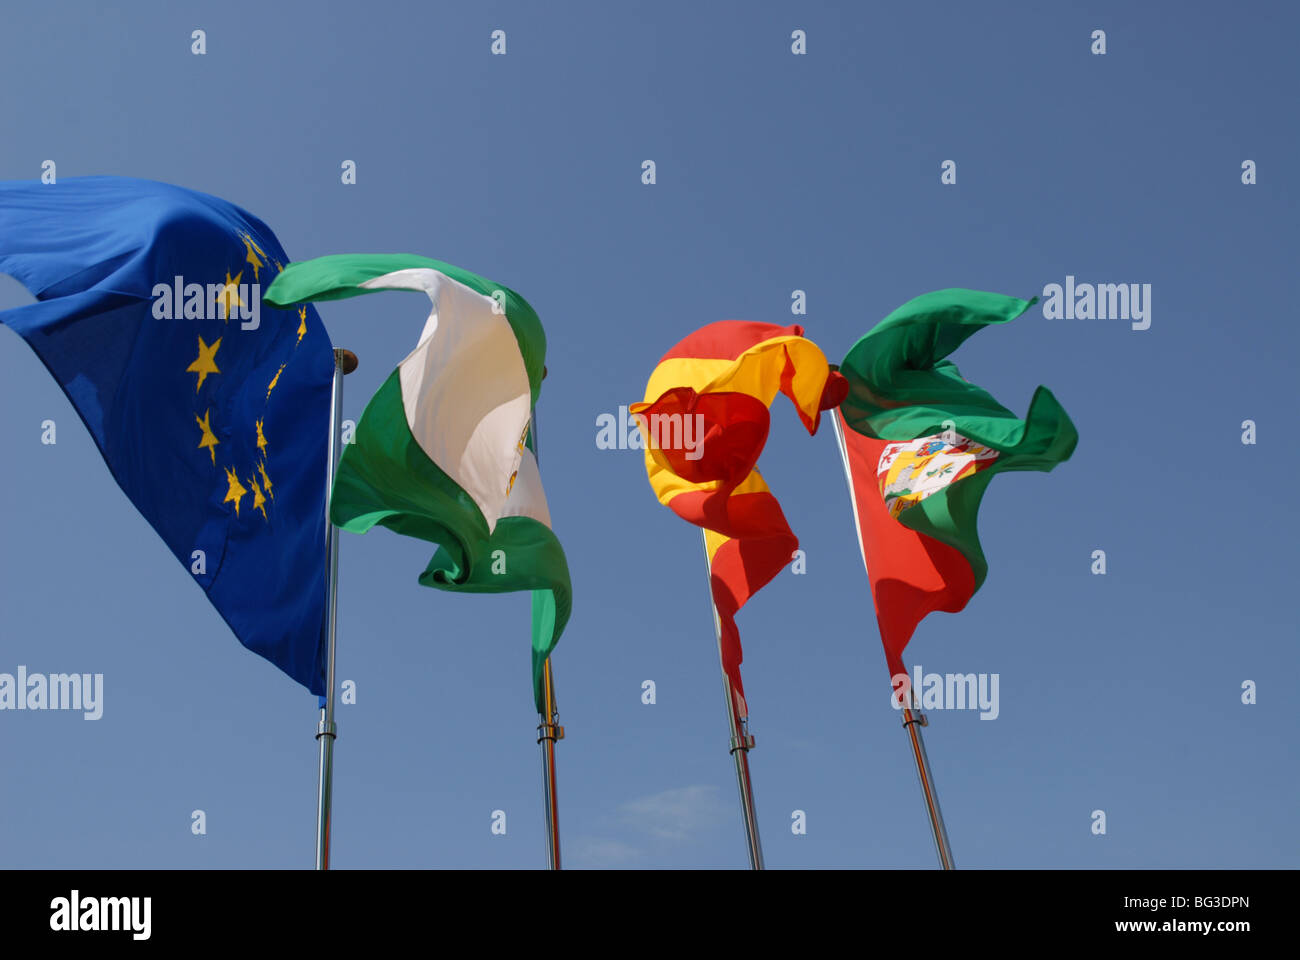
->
xmin=836 ymin=289 xmax=1078 ymax=680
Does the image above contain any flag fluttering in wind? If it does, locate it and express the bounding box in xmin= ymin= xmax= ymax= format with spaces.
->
xmin=264 ymin=254 xmax=570 ymax=710
xmin=633 ymin=321 xmax=846 ymax=718
xmin=836 ymin=289 xmax=1078 ymax=679
xmin=0 ymin=176 xmax=335 ymax=692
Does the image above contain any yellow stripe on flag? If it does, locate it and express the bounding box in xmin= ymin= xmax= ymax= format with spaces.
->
xmin=704 ymin=527 xmax=728 ymax=566
xmin=634 ymin=335 xmax=831 ymax=428
xmin=645 ymin=459 xmax=770 ymax=509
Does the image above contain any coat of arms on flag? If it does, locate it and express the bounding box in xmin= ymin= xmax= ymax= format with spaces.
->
xmin=878 ymin=434 xmax=1000 ymax=520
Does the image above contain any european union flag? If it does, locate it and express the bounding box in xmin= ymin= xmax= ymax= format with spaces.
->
xmin=0 ymin=177 xmax=334 ymax=694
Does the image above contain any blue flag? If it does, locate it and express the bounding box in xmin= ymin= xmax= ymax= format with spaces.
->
xmin=0 ymin=177 xmax=334 ymax=694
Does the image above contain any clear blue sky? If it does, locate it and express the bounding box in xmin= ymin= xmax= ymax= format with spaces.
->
xmin=1 ymin=0 xmax=1295 ymax=869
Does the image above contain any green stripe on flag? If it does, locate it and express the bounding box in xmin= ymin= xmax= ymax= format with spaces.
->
xmin=264 ymin=255 xmax=570 ymax=711
xmin=839 ymin=288 xmax=1079 ymax=590
xmin=265 ymin=252 xmax=546 ymax=407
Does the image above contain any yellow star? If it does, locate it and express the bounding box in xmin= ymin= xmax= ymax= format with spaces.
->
xmin=266 ymin=362 xmax=286 ymax=400
xmin=223 ymin=466 xmax=247 ymax=516
xmin=195 ymin=408 xmax=219 ymax=464
xmin=241 ymin=234 xmax=264 ymax=282
xmin=248 ymin=475 xmax=268 ymax=521
xmin=296 ymin=306 xmax=308 ymax=346
xmin=255 ymin=418 xmax=269 ymax=457
xmin=274 ymin=259 xmax=283 ymax=274
xmin=186 ymin=336 xmax=221 ymax=392
xmin=215 ymin=270 xmax=244 ymax=321
xmin=257 ymin=460 xmax=274 ymax=501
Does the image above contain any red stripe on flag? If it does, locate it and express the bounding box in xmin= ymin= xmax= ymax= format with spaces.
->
xmin=672 ymin=490 xmax=796 ymax=720
xmin=839 ymin=412 xmax=976 ymax=681
xmin=638 ymin=388 xmax=770 ymax=489
xmin=658 ymin=320 xmax=806 ymax=363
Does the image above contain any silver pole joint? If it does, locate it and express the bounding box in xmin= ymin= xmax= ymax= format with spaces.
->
xmin=902 ymin=711 xmax=928 ymax=728
xmin=536 ymin=719 xmax=565 ymax=743
xmin=729 ymin=733 xmax=756 ymax=753
xmin=316 ymin=719 xmax=337 ymax=741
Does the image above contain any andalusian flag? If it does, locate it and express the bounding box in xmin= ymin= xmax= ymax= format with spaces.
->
xmin=837 ymin=289 xmax=1078 ymax=679
xmin=264 ymin=254 xmax=570 ymax=710
xmin=634 ymin=321 xmax=846 ymax=718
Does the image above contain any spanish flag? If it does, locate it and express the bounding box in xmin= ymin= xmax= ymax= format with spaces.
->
xmin=633 ymin=321 xmax=846 ymax=719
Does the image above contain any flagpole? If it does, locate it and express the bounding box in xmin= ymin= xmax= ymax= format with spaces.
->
xmin=527 ymin=380 xmax=563 ymax=870
xmin=315 ymin=347 xmax=357 ymax=871
xmin=700 ymin=529 xmax=765 ymax=870
xmin=827 ymin=398 xmax=956 ymax=870
xmin=900 ymin=697 xmax=955 ymax=869
xmin=537 ymin=658 xmax=563 ymax=870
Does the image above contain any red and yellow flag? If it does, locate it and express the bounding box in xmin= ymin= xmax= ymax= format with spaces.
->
xmin=633 ymin=321 xmax=846 ymax=719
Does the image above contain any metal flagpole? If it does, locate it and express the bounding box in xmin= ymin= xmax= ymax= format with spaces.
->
xmin=529 ymin=384 xmax=564 ymax=870
xmin=900 ymin=695 xmax=955 ymax=869
xmin=700 ymin=529 xmax=764 ymax=870
xmin=827 ymin=398 xmax=956 ymax=870
xmin=315 ymin=347 xmax=357 ymax=871
xmin=537 ymin=658 xmax=563 ymax=870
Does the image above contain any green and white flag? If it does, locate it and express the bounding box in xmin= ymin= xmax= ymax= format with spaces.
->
xmin=265 ymin=254 xmax=571 ymax=710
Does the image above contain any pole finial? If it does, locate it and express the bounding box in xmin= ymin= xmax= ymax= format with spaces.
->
xmin=336 ymin=349 xmax=359 ymax=375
